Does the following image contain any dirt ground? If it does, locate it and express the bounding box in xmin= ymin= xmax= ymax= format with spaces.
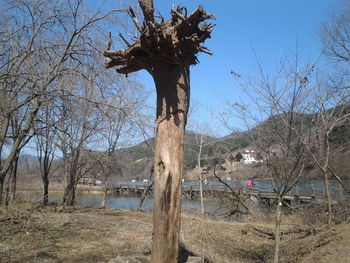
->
xmin=0 ymin=203 xmax=349 ymax=263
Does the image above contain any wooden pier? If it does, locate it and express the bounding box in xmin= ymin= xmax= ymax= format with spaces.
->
xmin=110 ymin=183 xmax=317 ymax=205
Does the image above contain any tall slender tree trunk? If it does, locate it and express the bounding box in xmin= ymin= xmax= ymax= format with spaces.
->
xmin=324 ymin=170 xmax=332 ymax=224
xmin=0 ymin=176 xmax=4 ymax=205
xmin=5 ymin=174 xmax=10 ymax=206
xmin=9 ymin=156 xmax=18 ymax=204
xmin=198 ymin=172 xmax=204 ymax=214
xmin=197 ymin=144 xmax=204 ymax=214
xmin=102 ymin=174 xmax=108 ymax=208
xmin=152 ymin=64 xmax=189 ymax=263
xmin=40 ymin=151 xmax=51 ymax=206
xmin=42 ymin=174 xmax=49 ymax=206
xmin=273 ymin=196 xmax=283 ymax=263
xmin=62 ymin=150 xmax=80 ymax=207
xmin=62 ymin=170 xmax=76 ymax=206
xmin=4 ymin=156 xmax=18 ymax=206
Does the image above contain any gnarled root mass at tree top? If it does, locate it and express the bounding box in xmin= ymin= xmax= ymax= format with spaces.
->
xmin=103 ymin=4 xmax=215 ymax=74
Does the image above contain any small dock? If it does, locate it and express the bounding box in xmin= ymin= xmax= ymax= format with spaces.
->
xmin=110 ymin=182 xmax=317 ymax=205
xmin=182 ymin=184 xmax=315 ymax=204
xmin=112 ymin=184 xmax=150 ymax=195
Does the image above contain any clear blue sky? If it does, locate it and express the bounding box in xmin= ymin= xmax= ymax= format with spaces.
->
xmin=134 ymin=0 xmax=341 ymax=135
xmin=18 ymin=0 xmax=342 ymax=156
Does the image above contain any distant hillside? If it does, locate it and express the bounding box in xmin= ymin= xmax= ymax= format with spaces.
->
xmin=116 ymin=109 xmax=350 ymax=180
xmin=115 ymin=130 xmax=250 ymax=179
xmin=16 ymin=107 xmax=350 ymax=182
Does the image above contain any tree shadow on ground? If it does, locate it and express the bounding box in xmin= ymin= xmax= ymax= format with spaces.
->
xmin=179 ymin=243 xmax=213 ymax=263
xmin=179 ymin=242 xmax=271 ymax=263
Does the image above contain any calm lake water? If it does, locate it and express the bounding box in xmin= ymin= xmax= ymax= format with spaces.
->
xmin=18 ymin=179 xmax=349 ymax=217
xmin=17 ymin=191 xmax=224 ymax=214
xmin=117 ymin=179 xmax=349 ymax=196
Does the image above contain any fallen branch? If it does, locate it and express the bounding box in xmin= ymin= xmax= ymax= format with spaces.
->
xmin=251 ymin=226 xmax=275 ymax=239
xmin=217 ymin=208 xmax=249 ymax=218
xmin=249 ymin=225 xmax=319 ymax=240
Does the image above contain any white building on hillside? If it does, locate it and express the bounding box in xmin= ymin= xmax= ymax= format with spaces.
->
xmin=242 ymin=150 xmax=256 ymax=164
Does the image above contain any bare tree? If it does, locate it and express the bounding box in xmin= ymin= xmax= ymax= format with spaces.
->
xmin=0 ymin=0 xmax=119 ymax=204
xmin=57 ymin=74 xmax=104 ymax=206
xmin=227 ymin=57 xmax=314 ymax=263
xmin=191 ymin=121 xmax=222 ymax=214
xmin=292 ymin=78 xmax=350 ymax=224
xmin=99 ymin=111 xmax=128 ymax=208
xmin=238 ymin=62 xmax=350 ymax=229
xmin=104 ymin=0 xmax=214 ymax=261
xmin=3 ymin=98 xmax=35 ymax=205
xmin=35 ymin=98 xmax=58 ymax=206
xmin=320 ymin=2 xmax=350 ymax=64
xmin=97 ymin=77 xmax=149 ymax=207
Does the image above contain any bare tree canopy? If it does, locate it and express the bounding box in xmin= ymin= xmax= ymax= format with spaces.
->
xmin=0 ymin=0 xmax=126 ymax=204
xmin=321 ymin=2 xmax=350 ymax=63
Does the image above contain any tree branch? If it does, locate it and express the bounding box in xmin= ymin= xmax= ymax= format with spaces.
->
xmin=128 ymin=7 xmax=143 ymax=33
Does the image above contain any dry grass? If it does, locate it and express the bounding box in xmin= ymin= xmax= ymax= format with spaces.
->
xmin=0 ymin=203 xmax=349 ymax=263
xmin=0 ymin=203 xmax=152 ymax=263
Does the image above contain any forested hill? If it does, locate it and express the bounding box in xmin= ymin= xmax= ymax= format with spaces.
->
xmin=17 ymin=109 xmax=350 ymax=182
xmin=115 ymin=129 xmax=255 ymax=179
xmin=116 ymin=109 xmax=350 ymax=180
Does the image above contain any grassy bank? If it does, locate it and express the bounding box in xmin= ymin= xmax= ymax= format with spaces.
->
xmin=1 ymin=203 xmax=349 ymax=263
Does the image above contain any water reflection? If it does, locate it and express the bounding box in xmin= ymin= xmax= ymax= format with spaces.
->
xmin=17 ymin=178 xmax=349 ymax=218
xmin=106 ymin=196 xmax=152 ymax=211
xmin=18 ymin=191 xmax=217 ymax=213
xmin=117 ymin=179 xmax=349 ymax=196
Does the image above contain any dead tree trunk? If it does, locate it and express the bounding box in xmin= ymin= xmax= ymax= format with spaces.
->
xmin=152 ymin=64 xmax=189 ymax=262
xmin=103 ymin=1 xmax=214 ymax=262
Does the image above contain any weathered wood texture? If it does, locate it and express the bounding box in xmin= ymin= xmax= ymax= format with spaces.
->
xmin=104 ymin=1 xmax=214 ymax=262
xmin=152 ymin=64 xmax=188 ymax=262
